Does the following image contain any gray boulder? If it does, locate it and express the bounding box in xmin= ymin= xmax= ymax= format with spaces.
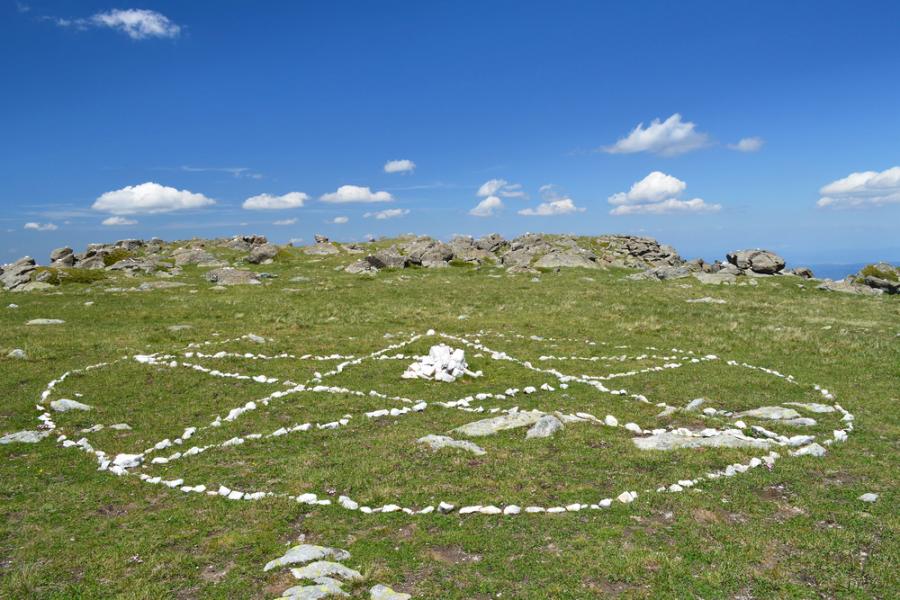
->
xmin=173 ymin=247 xmax=223 ymax=267
xmin=474 ymin=233 xmax=508 ymax=252
xmin=403 ymin=238 xmax=453 ymax=267
xmin=857 ymin=263 xmax=899 ymax=294
xmin=817 ymin=279 xmax=882 ymax=296
xmin=77 ymin=254 xmax=107 ymax=270
xmin=365 ymin=247 xmax=407 ymax=270
xmin=726 ymin=249 xmax=786 ymax=274
xmin=344 ymin=260 xmax=378 ymax=275
xmin=248 ymin=243 xmax=279 ymax=264
xmin=1 ymin=257 xmax=37 ymax=290
xmin=791 ymin=266 xmax=815 ymax=279
xmin=534 ymin=250 xmax=601 ymax=270
xmin=501 ymin=248 xmax=535 ymax=269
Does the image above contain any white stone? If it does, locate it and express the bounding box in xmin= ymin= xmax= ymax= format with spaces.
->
xmin=50 ymin=398 xmax=92 ymax=412
xmin=858 ymin=493 xmax=878 ymax=503
xmin=264 ymin=545 xmax=350 ymax=572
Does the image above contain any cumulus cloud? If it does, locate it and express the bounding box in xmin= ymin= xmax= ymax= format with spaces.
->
xmin=330 ymin=216 xmax=349 ymax=224
xmin=469 ymin=196 xmax=503 ymax=217
xmin=364 ymin=208 xmax=410 ymax=220
xmin=608 ymin=171 xmax=721 ymax=216
xmin=273 ymin=218 xmax=297 ymax=226
xmin=603 ymin=113 xmax=711 ymax=157
xmin=24 ymin=222 xmax=58 ymax=231
xmin=518 ymin=198 xmax=584 ymax=216
xmin=477 ymin=179 xmax=526 ymax=198
xmin=242 ymin=192 xmax=308 ymax=210
xmin=384 ymin=159 xmax=416 ymax=174
xmin=320 ymin=185 xmax=392 ymax=204
xmin=728 ymin=137 xmax=764 ymax=152
xmin=102 ymin=216 xmax=137 ymax=226
xmin=92 ymin=182 xmax=215 ymax=215
xmin=817 ymin=166 xmax=900 ymax=209
xmin=518 ymin=184 xmax=584 ymax=216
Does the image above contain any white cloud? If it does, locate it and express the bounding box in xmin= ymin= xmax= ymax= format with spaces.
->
xmin=477 ymin=179 xmax=525 ymax=198
xmin=320 ymin=185 xmax=392 ymax=204
xmin=728 ymin=137 xmax=764 ymax=152
xmin=384 ymin=159 xmax=416 ymax=174
xmin=608 ymin=171 xmax=721 ymax=215
xmin=273 ymin=218 xmax=297 ymax=226
xmin=518 ymin=198 xmax=584 ymax=216
xmin=93 ymin=182 xmax=215 ymax=215
xmin=90 ymin=9 xmax=181 ymax=39
xmin=608 ymin=171 xmax=686 ymax=205
xmin=242 ymin=192 xmax=308 ymax=210
xmin=330 ymin=216 xmax=349 ymax=224
xmin=24 ymin=222 xmax=58 ymax=231
xmin=102 ymin=216 xmax=137 ymax=226
xmin=519 ymin=184 xmax=584 ymax=216
xmin=817 ymin=166 xmax=900 ymax=209
xmin=603 ymin=113 xmax=711 ymax=157
xmin=364 ymin=208 xmax=410 ymax=220
xmin=469 ymin=196 xmax=503 ymax=217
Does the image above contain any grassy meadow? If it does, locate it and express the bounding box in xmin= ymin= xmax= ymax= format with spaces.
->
xmin=1 ymin=242 xmax=897 ymax=598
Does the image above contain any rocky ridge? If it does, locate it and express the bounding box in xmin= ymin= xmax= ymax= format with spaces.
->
xmin=2 ymin=233 xmax=896 ymax=296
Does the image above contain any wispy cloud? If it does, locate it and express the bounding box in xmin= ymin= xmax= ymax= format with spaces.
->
xmin=728 ymin=137 xmax=764 ymax=152
xmin=273 ymin=218 xmax=298 ymax=226
xmin=50 ymin=9 xmax=182 ymax=40
xmin=330 ymin=216 xmax=349 ymax=224
xmin=477 ymin=179 xmax=526 ymax=199
xmin=102 ymin=216 xmax=138 ymax=226
xmin=364 ymin=208 xmax=410 ymax=220
xmin=24 ymin=222 xmax=58 ymax=231
xmin=180 ymin=166 xmax=263 ymax=179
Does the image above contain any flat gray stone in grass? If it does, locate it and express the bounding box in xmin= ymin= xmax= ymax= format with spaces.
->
xmin=0 ymin=430 xmax=50 ymax=444
xmin=525 ymin=414 xmax=564 ymax=439
xmin=858 ymin=493 xmax=879 ymax=503
xmin=735 ymin=406 xmax=802 ymax=421
xmin=50 ymin=398 xmax=92 ymax=412
xmin=280 ymin=578 xmax=348 ymax=599
xmin=417 ymin=434 xmax=485 ymax=455
xmin=370 ymin=584 xmax=411 ymax=600
xmin=26 ymin=319 xmax=64 ymax=325
xmin=264 ymin=545 xmax=351 ymax=571
xmin=633 ymin=431 xmax=773 ymax=451
xmin=291 ymin=561 xmax=362 ymax=581
xmin=452 ymin=411 xmax=544 ymax=437
xmin=7 ymin=349 xmax=26 ymax=359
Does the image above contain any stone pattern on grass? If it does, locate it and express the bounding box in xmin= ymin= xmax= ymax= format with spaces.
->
xmin=24 ymin=329 xmax=855 ymax=522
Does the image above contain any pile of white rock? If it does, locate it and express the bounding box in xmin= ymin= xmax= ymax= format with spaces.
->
xmin=401 ymin=344 xmax=480 ymax=383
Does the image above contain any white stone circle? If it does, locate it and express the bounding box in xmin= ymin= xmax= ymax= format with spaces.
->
xmin=29 ymin=329 xmax=855 ymax=517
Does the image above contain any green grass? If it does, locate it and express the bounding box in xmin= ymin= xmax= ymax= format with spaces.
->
xmin=1 ymin=243 xmax=898 ymax=598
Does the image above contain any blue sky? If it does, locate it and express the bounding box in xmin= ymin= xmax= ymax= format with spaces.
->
xmin=3 ymin=0 xmax=899 ymax=266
